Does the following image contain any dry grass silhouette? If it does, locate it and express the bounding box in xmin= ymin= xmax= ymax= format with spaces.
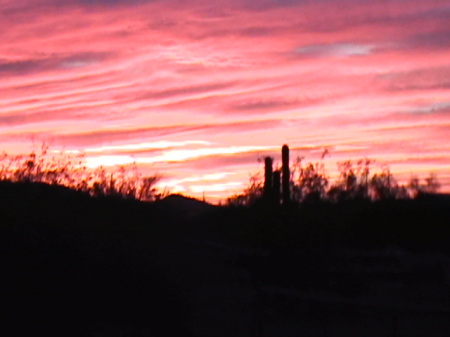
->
xmin=0 ymin=144 xmax=165 ymax=202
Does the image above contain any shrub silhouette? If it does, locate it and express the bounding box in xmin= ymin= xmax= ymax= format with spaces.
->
xmin=227 ymin=148 xmax=441 ymax=207
xmin=227 ymin=171 xmax=264 ymax=207
xmin=327 ymin=159 xmax=372 ymax=201
xmin=0 ymin=145 xmax=164 ymax=202
xmin=408 ymin=173 xmax=441 ymax=197
xmin=291 ymin=156 xmax=329 ymax=204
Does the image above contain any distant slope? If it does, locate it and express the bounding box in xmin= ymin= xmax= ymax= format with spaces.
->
xmin=156 ymin=193 xmax=216 ymax=219
xmin=0 ymin=182 xmax=216 ymax=230
xmin=0 ymin=180 xmax=160 ymax=231
xmin=0 ymin=180 xmax=90 ymax=201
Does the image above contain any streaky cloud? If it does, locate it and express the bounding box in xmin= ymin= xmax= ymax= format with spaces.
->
xmin=296 ymin=43 xmax=375 ymax=57
xmin=0 ymin=119 xmax=283 ymax=147
xmin=0 ymin=52 xmax=111 ymax=76
xmin=84 ymin=140 xmax=211 ymax=153
xmin=1 ymin=0 xmax=450 ymax=198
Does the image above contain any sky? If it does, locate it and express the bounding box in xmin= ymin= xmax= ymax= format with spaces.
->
xmin=1 ymin=0 xmax=450 ymax=202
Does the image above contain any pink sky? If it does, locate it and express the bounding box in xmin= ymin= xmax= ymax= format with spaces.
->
xmin=1 ymin=0 xmax=449 ymax=202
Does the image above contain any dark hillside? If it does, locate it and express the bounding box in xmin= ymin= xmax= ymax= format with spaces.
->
xmin=155 ymin=193 xmax=216 ymax=219
xmin=1 ymin=181 xmax=450 ymax=336
xmin=186 ymin=196 xmax=450 ymax=253
xmin=0 ymin=182 xmax=193 ymax=337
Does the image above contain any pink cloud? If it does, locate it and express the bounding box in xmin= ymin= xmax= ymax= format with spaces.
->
xmin=1 ymin=0 xmax=449 ymax=200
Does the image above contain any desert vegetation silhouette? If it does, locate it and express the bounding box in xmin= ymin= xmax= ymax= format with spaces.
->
xmin=227 ymin=145 xmax=440 ymax=207
xmin=0 ymin=144 xmax=165 ymax=201
xmin=0 ymin=143 xmax=441 ymax=207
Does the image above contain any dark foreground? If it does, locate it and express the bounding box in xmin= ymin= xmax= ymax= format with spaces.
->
xmin=1 ymin=182 xmax=450 ymax=336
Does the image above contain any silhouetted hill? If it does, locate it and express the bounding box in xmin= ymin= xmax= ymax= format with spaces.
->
xmin=0 ymin=180 xmax=90 ymax=204
xmin=1 ymin=181 xmax=450 ymax=336
xmin=187 ymin=194 xmax=450 ymax=254
xmin=156 ymin=193 xmax=216 ymax=219
xmin=417 ymin=191 xmax=450 ymax=204
xmin=0 ymin=181 xmax=192 ymax=336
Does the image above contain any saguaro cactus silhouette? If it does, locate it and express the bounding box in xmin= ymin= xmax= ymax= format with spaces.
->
xmin=282 ymin=144 xmax=290 ymax=204
xmin=273 ymin=170 xmax=281 ymax=204
xmin=263 ymin=157 xmax=273 ymax=200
